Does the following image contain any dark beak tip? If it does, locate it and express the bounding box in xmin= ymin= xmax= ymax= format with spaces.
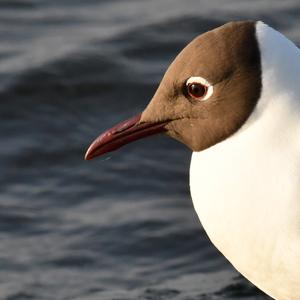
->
xmin=84 ymin=142 xmax=98 ymax=160
xmin=84 ymin=152 xmax=91 ymax=160
xmin=84 ymin=150 xmax=92 ymax=161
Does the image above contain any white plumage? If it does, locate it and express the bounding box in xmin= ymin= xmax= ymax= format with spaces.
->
xmin=190 ymin=22 xmax=300 ymax=300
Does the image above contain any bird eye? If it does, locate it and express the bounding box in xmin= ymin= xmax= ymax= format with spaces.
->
xmin=185 ymin=76 xmax=213 ymax=101
xmin=187 ymin=83 xmax=207 ymax=99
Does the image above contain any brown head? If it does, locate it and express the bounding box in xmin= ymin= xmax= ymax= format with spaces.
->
xmin=85 ymin=21 xmax=261 ymax=160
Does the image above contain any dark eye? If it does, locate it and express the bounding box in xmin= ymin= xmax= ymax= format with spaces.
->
xmin=185 ymin=76 xmax=213 ymax=101
xmin=187 ymin=82 xmax=207 ymax=100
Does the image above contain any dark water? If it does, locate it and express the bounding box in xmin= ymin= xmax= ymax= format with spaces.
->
xmin=1 ymin=1 xmax=299 ymax=299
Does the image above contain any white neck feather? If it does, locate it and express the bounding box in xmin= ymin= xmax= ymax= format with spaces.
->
xmin=190 ymin=22 xmax=300 ymax=300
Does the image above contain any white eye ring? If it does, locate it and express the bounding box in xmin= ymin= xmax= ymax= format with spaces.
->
xmin=186 ymin=76 xmax=213 ymax=101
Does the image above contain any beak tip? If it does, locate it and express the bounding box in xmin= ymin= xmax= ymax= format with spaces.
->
xmin=84 ymin=146 xmax=94 ymax=161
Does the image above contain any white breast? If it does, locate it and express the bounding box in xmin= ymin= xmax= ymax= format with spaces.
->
xmin=190 ymin=22 xmax=300 ymax=300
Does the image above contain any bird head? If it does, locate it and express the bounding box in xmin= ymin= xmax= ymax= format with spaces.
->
xmin=85 ymin=21 xmax=261 ymax=160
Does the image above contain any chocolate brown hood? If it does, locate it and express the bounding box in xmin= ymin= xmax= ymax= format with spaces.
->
xmin=141 ymin=21 xmax=261 ymax=151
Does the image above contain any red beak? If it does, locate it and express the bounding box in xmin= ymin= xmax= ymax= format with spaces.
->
xmin=85 ymin=113 xmax=168 ymax=160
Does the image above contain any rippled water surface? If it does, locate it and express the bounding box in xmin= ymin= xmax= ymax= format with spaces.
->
xmin=1 ymin=0 xmax=299 ymax=299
